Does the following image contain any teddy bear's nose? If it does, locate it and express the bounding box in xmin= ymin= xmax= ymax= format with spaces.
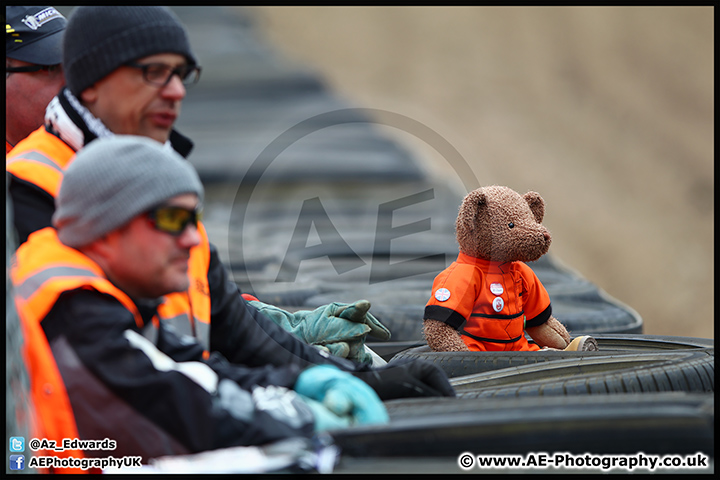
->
xmin=543 ymin=231 xmax=551 ymax=241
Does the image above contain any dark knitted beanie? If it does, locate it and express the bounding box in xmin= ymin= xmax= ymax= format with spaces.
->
xmin=63 ymin=6 xmax=196 ymax=96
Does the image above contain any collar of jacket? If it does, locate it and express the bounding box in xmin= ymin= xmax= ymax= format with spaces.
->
xmin=132 ymin=296 xmax=164 ymax=327
xmin=168 ymin=129 xmax=194 ymax=158
xmin=456 ymin=251 xmax=515 ymax=274
xmin=45 ymin=87 xmax=194 ymax=158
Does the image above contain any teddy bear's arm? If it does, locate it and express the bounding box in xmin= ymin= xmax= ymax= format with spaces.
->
xmin=525 ymin=316 xmax=571 ymax=350
xmin=423 ymin=318 xmax=470 ymax=352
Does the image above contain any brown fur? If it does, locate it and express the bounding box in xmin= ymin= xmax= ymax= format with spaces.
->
xmin=455 ymin=186 xmax=551 ymax=263
xmin=526 ymin=317 xmax=572 ymax=349
xmin=423 ymin=185 xmax=576 ymax=351
xmin=424 ymin=319 xmax=469 ymax=351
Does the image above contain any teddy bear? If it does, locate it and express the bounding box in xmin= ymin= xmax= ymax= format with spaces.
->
xmin=423 ymin=185 xmax=597 ymax=352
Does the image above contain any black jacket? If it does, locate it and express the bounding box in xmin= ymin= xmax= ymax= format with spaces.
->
xmin=42 ymin=287 xmax=319 ymax=460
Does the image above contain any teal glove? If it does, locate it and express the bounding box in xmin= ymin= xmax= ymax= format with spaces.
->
xmin=250 ymin=299 xmax=391 ymax=364
xmin=296 ymin=395 xmax=352 ymax=432
xmin=294 ymin=365 xmax=389 ymax=428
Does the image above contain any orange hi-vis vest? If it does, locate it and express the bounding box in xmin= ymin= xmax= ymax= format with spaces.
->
xmin=6 ymin=126 xmax=213 ymax=354
xmin=18 ymin=312 xmax=89 ymax=474
xmin=12 ymin=227 xmax=212 ymax=471
xmin=6 ymin=126 xmax=75 ymax=198
xmin=18 ymin=299 xmax=87 ymax=473
xmin=424 ymin=252 xmax=552 ymax=352
xmin=12 ymin=228 xmax=212 ymax=469
xmin=11 ymin=228 xmax=142 ymax=473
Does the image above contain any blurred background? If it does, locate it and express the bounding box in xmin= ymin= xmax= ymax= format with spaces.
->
xmin=245 ymin=6 xmax=713 ymax=339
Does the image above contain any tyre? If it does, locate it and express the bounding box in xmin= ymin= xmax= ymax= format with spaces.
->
xmin=329 ymin=392 xmax=714 ymax=458
xmin=451 ymin=350 xmax=714 ymax=397
xmin=585 ymin=333 xmax=714 ymax=351
xmin=390 ymin=334 xmax=714 ymax=378
xmin=243 ymin=283 xmax=322 ymax=307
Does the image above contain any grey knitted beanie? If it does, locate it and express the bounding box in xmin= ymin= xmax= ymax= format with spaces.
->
xmin=63 ymin=6 xmax=197 ymax=96
xmin=53 ymin=135 xmax=204 ymax=248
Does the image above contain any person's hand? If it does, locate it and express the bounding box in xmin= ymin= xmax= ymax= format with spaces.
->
xmin=249 ymin=299 xmax=391 ymax=363
xmin=311 ymin=300 xmax=390 ymax=363
xmin=354 ymin=358 xmax=456 ymax=400
xmin=295 ymin=395 xmax=353 ymax=432
xmin=294 ymin=365 xmax=389 ymax=429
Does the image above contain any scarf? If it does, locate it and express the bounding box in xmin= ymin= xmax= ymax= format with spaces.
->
xmin=44 ymin=88 xmax=113 ymax=152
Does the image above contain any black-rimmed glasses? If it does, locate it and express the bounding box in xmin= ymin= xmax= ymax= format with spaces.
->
xmin=6 ymin=64 xmax=62 ymax=79
xmin=124 ymin=61 xmax=202 ymax=88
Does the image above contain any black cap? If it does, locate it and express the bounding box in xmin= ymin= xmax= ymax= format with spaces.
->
xmin=6 ymin=6 xmax=67 ymax=65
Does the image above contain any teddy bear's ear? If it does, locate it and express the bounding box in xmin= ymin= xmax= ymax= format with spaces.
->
xmin=474 ymin=190 xmax=487 ymax=210
xmin=523 ymin=191 xmax=545 ymax=223
xmin=458 ymin=189 xmax=487 ymax=234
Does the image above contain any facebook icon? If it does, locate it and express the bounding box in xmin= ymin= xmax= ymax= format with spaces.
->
xmin=9 ymin=454 xmax=25 ymax=471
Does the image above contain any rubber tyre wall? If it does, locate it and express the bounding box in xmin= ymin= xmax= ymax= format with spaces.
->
xmin=389 ymin=334 xmax=714 ymax=378
xmin=329 ymin=392 xmax=714 ymax=458
xmin=451 ymin=350 xmax=714 ymax=397
xmin=304 ymin=285 xmax=644 ymax=342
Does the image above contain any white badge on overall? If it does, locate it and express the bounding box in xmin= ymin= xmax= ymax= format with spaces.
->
xmin=492 ymin=296 xmax=504 ymax=312
xmin=490 ymin=282 xmax=504 ymax=295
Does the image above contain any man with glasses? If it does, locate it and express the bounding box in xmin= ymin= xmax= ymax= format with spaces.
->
xmin=7 ymin=5 xmax=454 ymax=422
xmin=11 ymin=135 xmax=390 ymax=467
xmin=7 ymin=6 xmax=200 ymax=245
xmin=5 ymin=6 xmax=67 ymax=154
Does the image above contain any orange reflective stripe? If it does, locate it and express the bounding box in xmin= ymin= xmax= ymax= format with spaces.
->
xmin=6 ymin=152 xmax=64 ymax=197
xmin=6 ymin=126 xmax=76 ymax=198
xmin=14 ymin=265 xmax=102 ymax=295
xmin=158 ymin=293 xmax=194 ymax=336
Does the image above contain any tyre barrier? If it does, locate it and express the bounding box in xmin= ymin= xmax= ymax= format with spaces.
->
xmin=451 ymin=350 xmax=714 ymax=397
xmin=221 ymin=183 xmax=643 ymax=338
xmin=389 ymin=334 xmax=714 ymax=378
xmin=241 ymin=283 xmax=323 ymax=308
xmin=169 ymin=4 xmax=646 ymax=354
xmin=218 ymin=180 xmax=644 ymax=338
xmin=328 ymin=392 xmax=714 ymax=458
xmin=301 ymin=282 xmax=643 ymax=346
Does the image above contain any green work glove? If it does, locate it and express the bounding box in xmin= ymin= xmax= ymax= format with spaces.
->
xmin=249 ymin=299 xmax=391 ymax=364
